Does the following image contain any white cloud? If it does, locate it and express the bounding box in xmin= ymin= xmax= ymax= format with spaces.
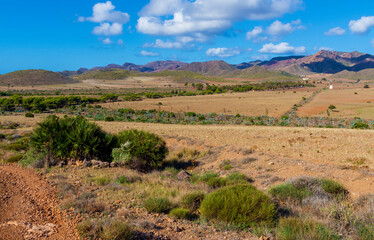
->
xmin=325 ymin=27 xmax=346 ymax=36
xmin=144 ymin=39 xmax=184 ymax=49
xmin=78 ymin=16 xmax=85 ymax=22
xmin=349 ymin=16 xmax=374 ymax=34
xmin=247 ymin=20 xmax=303 ymax=42
xmin=92 ymin=22 xmax=123 ymax=36
xmin=259 ymin=42 xmax=306 ymax=54
xmin=267 ymin=20 xmax=303 ymax=36
xmin=141 ymin=50 xmax=160 ymax=56
xmin=102 ymin=38 xmax=113 ymax=44
xmin=206 ymin=47 xmax=241 ymax=58
xmin=87 ymin=1 xmax=130 ymax=24
xmin=319 ymin=47 xmax=334 ymax=51
xmin=137 ymin=0 xmax=303 ymax=38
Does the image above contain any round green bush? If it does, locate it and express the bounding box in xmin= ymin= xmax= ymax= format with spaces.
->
xmin=169 ymin=208 xmax=192 ymax=220
xmin=25 ymin=112 xmax=34 ymax=118
xmin=144 ymin=197 xmax=172 ymax=213
xmin=6 ymin=154 xmax=24 ymax=163
xmin=200 ymin=184 xmax=276 ymax=227
xmin=117 ymin=129 xmax=168 ymax=171
xmin=180 ymin=191 xmax=205 ymax=212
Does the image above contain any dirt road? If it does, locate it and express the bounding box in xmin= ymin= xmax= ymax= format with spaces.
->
xmin=0 ymin=164 xmax=78 ymax=240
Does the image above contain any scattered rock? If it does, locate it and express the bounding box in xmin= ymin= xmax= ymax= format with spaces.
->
xmin=176 ymin=170 xmax=191 ymax=181
xmin=137 ymin=220 xmax=157 ymax=230
xmin=67 ymin=160 xmax=76 ymax=166
xmin=91 ymin=160 xmax=101 ymax=166
xmin=99 ymin=162 xmax=110 ymax=168
xmin=82 ymin=159 xmax=92 ymax=167
xmin=58 ymin=162 xmax=66 ymax=168
xmin=110 ymin=162 xmax=118 ymax=168
xmin=10 ymin=134 xmax=22 ymax=140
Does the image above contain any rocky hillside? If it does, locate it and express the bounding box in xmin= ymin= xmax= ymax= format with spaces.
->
xmin=177 ymin=60 xmax=237 ymax=77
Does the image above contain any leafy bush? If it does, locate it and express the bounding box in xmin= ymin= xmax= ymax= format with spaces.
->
xmin=206 ymin=177 xmax=227 ymax=188
xmin=19 ymin=150 xmax=46 ymax=168
xmin=328 ymin=105 xmax=336 ymax=110
xmin=30 ymin=115 xmax=117 ymax=163
xmin=169 ymin=208 xmax=193 ymax=220
xmin=111 ymin=142 xmax=131 ymax=163
xmin=275 ymin=218 xmax=340 ymax=240
xmin=116 ymin=129 xmax=168 ymax=171
xmin=352 ymin=122 xmax=370 ymax=129
xmin=321 ymin=179 xmax=347 ymax=198
xmin=200 ymin=184 xmax=276 ymax=227
xmin=180 ymin=191 xmax=205 ymax=212
xmin=6 ymin=154 xmax=24 ymax=163
xmin=144 ymin=197 xmax=172 ymax=213
xmin=104 ymin=116 xmax=115 ymax=122
xmin=25 ymin=112 xmax=34 ymax=118
xmin=5 ymin=138 xmax=30 ymax=151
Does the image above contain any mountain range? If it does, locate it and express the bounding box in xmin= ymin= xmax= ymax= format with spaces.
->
xmin=61 ymin=50 xmax=374 ymax=77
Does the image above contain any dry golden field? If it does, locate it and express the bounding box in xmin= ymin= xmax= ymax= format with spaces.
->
xmin=4 ymin=114 xmax=374 ymax=197
xmin=101 ymin=91 xmax=313 ymax=117
xmin=298 ymin=88 xmax=374 ymax=119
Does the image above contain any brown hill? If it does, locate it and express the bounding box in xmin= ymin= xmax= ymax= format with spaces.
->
xmin=332 ymin=69 xmax=374 ymax=80
xmin=178 ymin=60 xmax=237 ymax=76
xmin=0 ymin=70 xmax=78 ymax=86
xmin=222 ymin=65 xmax=301 ymax=81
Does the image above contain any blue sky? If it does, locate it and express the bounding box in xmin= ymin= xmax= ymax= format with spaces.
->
xmin=1 ymin=0 xmax=374 ymax=74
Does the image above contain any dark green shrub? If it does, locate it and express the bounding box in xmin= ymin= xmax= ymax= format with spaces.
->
xmin=117 ymin=129 xmax=168 ymax=171
xmin=5 ymin=138 xmax=29 ymax=151
xmin=226 ymin=172 xmax=249 ymax=184
xmin=25 ymin=112 xmax=34 ymax=118
xmin=6 ymin=154 xmax=24 ymax=163
xmin=144 ymin=197 xmax=172 ymax=213
xmin=104 ymin=116 xmax=115 ymax=122
xmin=30 ymin=115 xmax=117 ymax=163
xmin=269 ymin=184 xmax=312 ymax=202
xmin=19 ymin=150 xmax=46 ymax=168
xmin=180 ymin=191 xmax=205 ymax=212
xmin=321 ymin=179 xmax=347 ymax=198
xmin=77 ymin=218 xmax=135 ymax=240
xmin=206 ymin=177 xmax=227 ymax=188
xmin=169 ymin=208 xmax=193 ymax=220
xmin=276 ymin=217 xmax=340 ymax=240
xmin=200 ymin=184 xmax=277 ymax=227
xmin=352 ymin=122 xmax=370 ymax=129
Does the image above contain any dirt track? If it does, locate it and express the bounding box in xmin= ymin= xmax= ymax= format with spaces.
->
xmin=0 ymin=164 xmax=78 ymax=240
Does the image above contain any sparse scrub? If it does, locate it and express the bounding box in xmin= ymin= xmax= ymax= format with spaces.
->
xmin=180 ymin=191 xmax=205 ymax=212
xmin=200 ymin=184 xmax=276 ymax=227
xmin=6 ymin=154 xmax=24 ymax=163
xmin=169 ymin=208 xmax=193 ymax=220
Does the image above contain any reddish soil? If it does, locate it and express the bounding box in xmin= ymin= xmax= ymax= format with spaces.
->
xmin=0 ymin=164 xmax=78 ymax=240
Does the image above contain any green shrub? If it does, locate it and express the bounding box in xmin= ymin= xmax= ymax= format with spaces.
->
xmin=206 ymin=177 xmax=227 ymax=188
xmin=18 ymin=150 xmax=46 ymax=168
xmin=6 ymin=154 xmax=24 ymax=163
xmin=30 ymin=115 xmax=117 ymax=163
xmin=269 ymin=184 xmax=312 ymax=202
xmin=77 ymin=218 xmax=135 ymax=240
xmin=25 ymin=112 xmax=34 ymax=118
xmin=321 ymin=179 xmax=347 ymax=198
xmin=94 ymin=177 xmax=111 ymax=186
xmin=276 ymin=218 xmax=340 ymax=240
xmin=180 ymin=191 xmax=205 ymax=212
xmin=104 ymin=116 xmax=115 ymax=122
xmin=226 ymin=172 xmax=249 ymax=184
xmin=169 ymin=208 xmax=193 ymax=220
xmin=200 ymin=184 xmax=276 ymax=227
xmin=357 ymin=224 xmax=374 ymax=240
xmin=144 ymin=197 xmax=172 ymax=213
xmin=353 ymin=122 xmax=370 ymax=129
xmin=328 ymin=105 xmax=336 ymax=110
xmin=116 ymin=129 xmax=168 ymax=171
xmin=111 ymin=142 xmax=131 ymax=163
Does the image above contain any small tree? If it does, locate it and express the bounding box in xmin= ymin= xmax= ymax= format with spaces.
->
xmin=328 ymin=104 xmax=336 ymax=110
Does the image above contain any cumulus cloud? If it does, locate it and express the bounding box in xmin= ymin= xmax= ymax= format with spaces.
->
xmin=87 ymin=1 xmax=130 ymax=23
xmin=259 ymin=42 xmax=306 ymax=54
xmin=102 ymin=38 xmax=113 ymax=44
xmin=137 ymin=0 xmax=303 ymax=38
xmin=206 ymin=47 xmax=241 ymax=58
xmin=325 ymin=27 xmax=346 ymax=36
xmin=319 ymin=47 xmax=334 ymax=51
xmin=247 ymin=20 xmax=303 ymax=42
xmin=349 ymin=16 xmax=374 ymax=34
xmin=93 ymin=22 xmax=123 ymax=36
xmin=141 ymin=50 xmax=160 ymax=56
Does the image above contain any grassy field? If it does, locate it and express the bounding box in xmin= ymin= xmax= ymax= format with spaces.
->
xmin=298 ymin=88 xmax=374 ymax=118
xmin=101 ymin=91 xmax=313 ymax=117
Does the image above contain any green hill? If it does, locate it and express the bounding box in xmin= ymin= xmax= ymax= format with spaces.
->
xmin=73 ymin=69 xmax=140 ymax=80
xmin=147 ymin=70 xmax=225 ymax=83
xmin=332 ymin=69 xmax=374 ymax=80
xmin=177 ymin=60 xmax=237 ymax=77
xmin=0 ymin=69 xmax=77 ymax=86
xmin=222 ymin=65 xmax=301 ymax=81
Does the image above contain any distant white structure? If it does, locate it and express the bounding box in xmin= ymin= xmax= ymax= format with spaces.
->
xmin=302 ymin=77 xmax=310 ymax=81
xmin=329 ymin=84 xmax=334 ymax=90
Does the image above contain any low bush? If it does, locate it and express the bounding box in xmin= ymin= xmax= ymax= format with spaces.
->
xmin=275 ymin=217 xmax=340 ymax=240
xmin=18 ymin=149 xmax=46 ymax=168
xmin=25 ymin=112 xmax=34 ymax=118
xmin=6 ymin=154 xmax=24 ymax=163
xmin=144 ymin=197 xmax=172 ymax=213
xmin=352 ymin=122 xmax=370 ymax=129
xmin=104 ymin=116 xmax=115 ymax=122
xmin=200 ymin=184 xmax=277 ymax=227
xmin=321 ymin=179 xmax=347 ymax=198
xmin=269 ymin=184 xmax=312 ymax=203
xmin=169 ymin=208 xmax=193 ymax=220
xmin=180 ymin=191 xmax=205 ymax=212
xmin=116 ymin=129 xmax=168 ymax=172
xmin=94 ymin=177 xmax=111 ymax=186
